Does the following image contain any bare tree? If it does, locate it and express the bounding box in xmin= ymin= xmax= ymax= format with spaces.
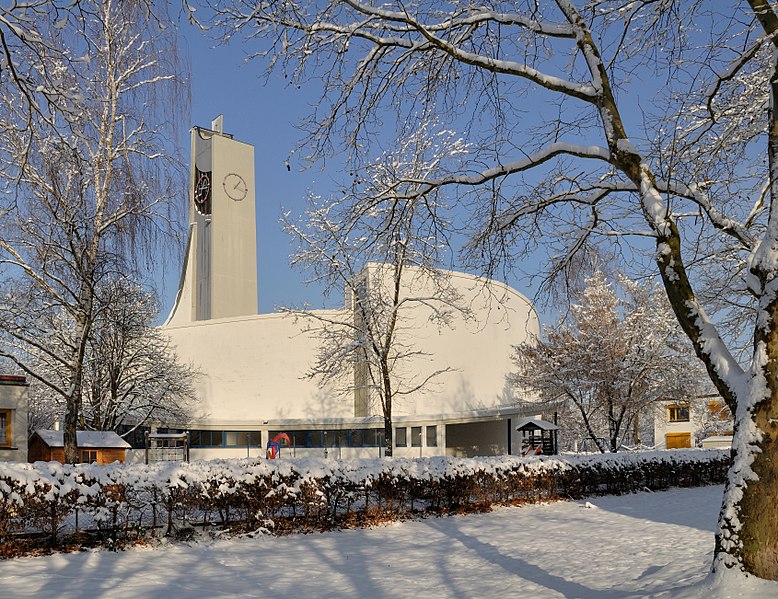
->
xmin=282 ymin=123 xmax=471 ymax=456
xmin=23 ymin=281 xmax=199 ymax=437
xmin=0 ymin=2 xmax=88 ymax=129
xmin=197 ymin=0 xmax=778 ymax=578
xmin=81 ymin=281 xmax=198 ymax=435
xmin=514 ymin=270 xmax=704 ymax=453
xmin=0 ymin=0 xmax=187 ymax=463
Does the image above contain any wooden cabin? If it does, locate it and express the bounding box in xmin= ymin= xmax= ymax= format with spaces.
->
xmin=29 ymin=430 xmax=131 ymax=465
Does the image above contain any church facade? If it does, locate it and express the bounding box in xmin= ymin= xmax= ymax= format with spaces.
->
xmin=157 ymin=119 xmax=540 ymax=460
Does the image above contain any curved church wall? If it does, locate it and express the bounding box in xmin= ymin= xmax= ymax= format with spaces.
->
xmin=163 ymin=267 xmax=538 ymax=428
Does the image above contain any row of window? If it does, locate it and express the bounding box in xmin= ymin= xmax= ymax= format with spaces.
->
xmin=396 ymin=426 xmax=437 ymax=448
xmin=667 ymin=401 xmax=732 ymax=423
xmin=117 ymin=425 xmax=439 ymax=450
xmin=269 ymin=429 xmax=386 ymax=449
xmin=191 ymin=430 xmax=262 ymax=448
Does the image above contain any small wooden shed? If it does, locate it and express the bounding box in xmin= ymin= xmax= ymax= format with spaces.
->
xmin=515 ymin=417 xmax=559 ymax=455
xmin=29 ymin=430 xmax=131 ymax=465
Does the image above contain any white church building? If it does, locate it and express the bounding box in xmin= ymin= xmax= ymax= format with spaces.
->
xmin=156 ymin=120 xmax=540 ymax=460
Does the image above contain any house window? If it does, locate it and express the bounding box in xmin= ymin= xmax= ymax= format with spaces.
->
xmin=395 ymin=427 xmax=407 ymax=447
xmin=0 ymin=409 xmax=10 ymax=447
xmin=708 ymin=401 xmax=732 ymax=421
xmin=411 ymin=426 xmax=422 ymax=447
xmin=667 ymin=404 xmax=690 ymax=422
xmin=80 ymin=450 xmax=97 ymax=464
xmin=426 ymin=425 xmax=438 ymax=447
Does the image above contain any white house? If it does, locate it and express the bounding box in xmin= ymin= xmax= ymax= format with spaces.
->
xmin=151 ymin=119 xmax=540 ymax=461
xmin=653 ymin=398 xmax=733 ymax=449
xmin=0 ymin=374 xmax=29 ymax=462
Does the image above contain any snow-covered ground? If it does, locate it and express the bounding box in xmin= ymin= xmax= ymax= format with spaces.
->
xmin=0 ymin=484 xmax=775 ymax=598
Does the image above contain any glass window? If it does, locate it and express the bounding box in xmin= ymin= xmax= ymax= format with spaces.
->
xmin=289 ymin=430 xmax=310 ymax=448
xmin=667 ymin=404 xmax=690 ymax=422
xmin=708 ymin=401 xmax=732 ymax=421
xmin=350 ymin=429 xmax=364 ymax=447
xmin=327 ymin=430 xmax=347 ymax=447
xmin=221 ymin=431 xmax=259 ymax=447
xmin=0 ymin=409 xmax=10 ymax=447
xmin=307 ymin=431 xmax=324 ymax=447
xmin=116 ymin=425 xmax=148 ymax=449
xmin=395 ymin=427 xmax=407 ymax=447
xmin=80 ymin=450 xmax=97 ymax=464
xmin=192 ymin=430 xmax=224 ymax=447
xmin=426 ymin=425 xmax=437 ymax=447
xmin=411 ymin=426 xmax=422 ymax=447
xmin=273 ymin=430 xmax=318 ymax=448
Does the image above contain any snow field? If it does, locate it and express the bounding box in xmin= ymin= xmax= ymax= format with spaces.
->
xmin=1 ymin=484 xmax=776 ymax=598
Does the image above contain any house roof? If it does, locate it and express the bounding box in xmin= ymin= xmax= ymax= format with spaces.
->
xmin=34 ymin=430 xmax=131 ymax=449
xmin=515 ymin=417 xmax=559 ymax=432
xmin=0 ymin=374 xmax=28 ymax=386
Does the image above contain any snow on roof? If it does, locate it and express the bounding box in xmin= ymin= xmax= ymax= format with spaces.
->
xmin=34 ymin=430 xmax=131 ymax=449
xmin=515 ymin=417 xmax=559 ymax=431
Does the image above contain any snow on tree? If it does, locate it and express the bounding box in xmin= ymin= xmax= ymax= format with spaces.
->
xmin=0 ymin=1 xmax=187 ymax=463
xmin=196 ymin=0 xmax=778 ymax=579
xmin=513 ymin=270 xmax=704 ymax=453
xmin=281 ymin=122 xmax=471 ymax=457
xmin=81 ymin=281 xmax=199 ymax=435
xmin=23 ymin=281 xmax=199 ymax=437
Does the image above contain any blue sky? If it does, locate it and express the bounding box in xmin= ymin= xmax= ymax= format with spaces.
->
xmin=168 ymin=23 xmax=547 ymax=321
xmin=162 ymin=25 xmax=332 ymax=315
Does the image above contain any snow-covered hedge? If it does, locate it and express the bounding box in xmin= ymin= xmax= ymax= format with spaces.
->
xmin=0 ymin=449 xmax=728 ymax=556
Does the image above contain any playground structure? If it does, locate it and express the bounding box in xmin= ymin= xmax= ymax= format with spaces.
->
xmin=515 ymin=418 xmax=559 ymax=456
xmin=266 ymin=432 xmax=290 ymax=459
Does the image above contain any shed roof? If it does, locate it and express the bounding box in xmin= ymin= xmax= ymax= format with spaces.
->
xmin=515 ymin=417 xmax=559 ymax=432
xmin=34 ymin=430 xmax=131 ymax=449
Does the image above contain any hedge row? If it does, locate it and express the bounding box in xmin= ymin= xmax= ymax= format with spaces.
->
xmin=0 ymin=449 xmax=729 ymax=557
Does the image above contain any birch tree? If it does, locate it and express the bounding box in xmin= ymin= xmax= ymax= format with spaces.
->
xmin=514 ymin=271 xmax=703 ymax=453
xmin=0 ymin=1 xmax=88 ymax=128
xmin=198 ymin=0 xmax=778 ymax=579
xmin=282 ymin=123 xmax=470 ymax=457
xmin=0 ymin=0 xmax=187 ymax=463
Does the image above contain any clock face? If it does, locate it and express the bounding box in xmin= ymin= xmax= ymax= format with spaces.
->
xmin=193 ymin=168 xmax=212 ymax=215
xmin=223 ymin=173 xmax=248 ymax=201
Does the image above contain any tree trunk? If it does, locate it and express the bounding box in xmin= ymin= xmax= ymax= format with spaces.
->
xmin=382 ymin=361 xmax=393 ymax=458
xmin=63 ymin=387 xmax=80 ymax=464
xmin=722 ymin=379 xmax=778 ymax=578
xmin=713 ymin=2 xmax=778 ymax=578
xmin=63 ymin=281 xmax=95 ymax=464
xmin=383 ymin=411 xmax=393 ymax=458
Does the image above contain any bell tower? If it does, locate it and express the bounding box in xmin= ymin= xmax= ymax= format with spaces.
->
xmin=165 ymin=116 xmax=258 ymax=325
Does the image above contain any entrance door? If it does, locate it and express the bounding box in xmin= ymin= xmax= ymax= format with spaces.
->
xmin=665 ymin=432 xmax=692 ymax=449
